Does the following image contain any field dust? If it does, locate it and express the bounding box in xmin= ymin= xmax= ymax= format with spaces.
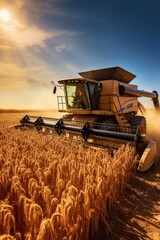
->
xmin=104 ymin=109 xmax=160 ymax=240
xmin=145 ymin=109 xmax=160 ymax=156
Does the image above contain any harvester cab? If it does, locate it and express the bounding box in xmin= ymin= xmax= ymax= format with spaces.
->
xmin=19 ymin=67 xmax=159 ymax=171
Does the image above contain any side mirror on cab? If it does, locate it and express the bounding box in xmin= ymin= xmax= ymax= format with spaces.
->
xmin=53 ymin=86 xmax=57 ymax=94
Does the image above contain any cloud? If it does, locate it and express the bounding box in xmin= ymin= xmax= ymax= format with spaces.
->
xmin=0 ymin=61 xmax=59 ymax=109
xmin=0 ymin=16 xmax=81 ymax=49
xmin=0 ymin=0 xmax=40 ymax=9
xmin=0 ymin=0 xmax=83 ymax=51
xmin=54 ymin=44 xmax=66 ymax=52
xmin=0 ymin=20 xmax=55 ymax=48
xmin=0 ymin=61 xmax=59 ymax=91
xmin=11 ymin=25 xmax=54 ymax=48
xmin=14 ymin=0 xmax=68 ymax=8
xmin=26 ymin=77 xmax=50 ymax=88
xmin=12 ymin=0 xmax=25 ymax=8
xmin=0 ymin=63 xmax=28 ymax=89
xmin=54 ymin=43 xmax=74 ymax=52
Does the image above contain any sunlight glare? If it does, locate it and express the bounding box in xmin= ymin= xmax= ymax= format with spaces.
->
xmin=0 ymin=9 xmax=11 ymax=23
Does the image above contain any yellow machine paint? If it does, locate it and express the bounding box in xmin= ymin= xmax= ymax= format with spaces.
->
xmin=18 ymin=67 xmax=159 ymax=171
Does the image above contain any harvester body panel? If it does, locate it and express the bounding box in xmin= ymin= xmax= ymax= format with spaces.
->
xmin=98 ymin=79 xmax=138 ymax=114
xmin=58 ymin=78 xmax=139 ymax=116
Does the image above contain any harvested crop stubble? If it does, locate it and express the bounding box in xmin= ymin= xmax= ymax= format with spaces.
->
xmin=0 ymin=121 xmax=137 ymax=240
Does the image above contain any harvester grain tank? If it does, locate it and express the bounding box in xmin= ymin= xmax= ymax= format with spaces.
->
xmin=19 ymin=67 xmax=159 ymax=171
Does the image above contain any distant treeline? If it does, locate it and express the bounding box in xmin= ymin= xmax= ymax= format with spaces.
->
xmin=0 ymin=109 xmax=56 ymax=113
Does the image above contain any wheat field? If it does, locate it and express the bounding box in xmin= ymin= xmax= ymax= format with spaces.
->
xmin=0 ymin=112 xmax=137 ymax=240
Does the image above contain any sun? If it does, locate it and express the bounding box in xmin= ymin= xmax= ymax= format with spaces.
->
xmin=0 ymin=9 xmax=11 ymax=23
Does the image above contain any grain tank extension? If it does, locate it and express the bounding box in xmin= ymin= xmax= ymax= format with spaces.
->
xmin=19 ymin=67 xmax=159 ymax=171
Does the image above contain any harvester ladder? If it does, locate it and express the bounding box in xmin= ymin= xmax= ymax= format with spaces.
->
xmin=115 ymin=113 xmax=130 ymax=127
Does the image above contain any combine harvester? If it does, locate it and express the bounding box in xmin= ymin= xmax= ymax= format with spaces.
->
xmin=18 ymin=67 xmax=159 ymax=171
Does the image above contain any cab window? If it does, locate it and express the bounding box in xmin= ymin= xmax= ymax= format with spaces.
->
xmin=65 ymin=83 xmax=90 ymax=109
xmin=88 ymin=83 xmax=99 ymax=110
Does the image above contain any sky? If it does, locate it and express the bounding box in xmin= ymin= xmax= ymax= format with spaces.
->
xmin=0 ymin=0 xmax=160 ymax=109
